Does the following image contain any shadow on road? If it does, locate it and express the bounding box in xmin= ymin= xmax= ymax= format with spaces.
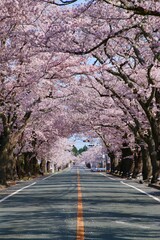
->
xmin=0 ymin=172 xmax=77 ymax=240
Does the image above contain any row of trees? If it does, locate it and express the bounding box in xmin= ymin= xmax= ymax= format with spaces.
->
xmin=53 ymin=0 xmax=160 ymax=182
xmin=0 ymin=0 xmax=160 ymax=184
xmin=0 ymin=0 xmax=80 ymax=184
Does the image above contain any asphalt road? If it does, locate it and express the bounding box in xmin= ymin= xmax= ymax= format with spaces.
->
xmin=0 ymin=165 xmax=160 ymax=239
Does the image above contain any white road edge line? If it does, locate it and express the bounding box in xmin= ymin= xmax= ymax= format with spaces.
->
xmin=107 ymin=177 xmax=116 ymax=181
xmin=115 ymin=220 xmax=150 ymax=229
xmin=42 ymin=174 xmax=56 ymax=181
xmin=0 ymin=182 xmax=37 ymax=203
xmin=100 ymin=173 xmax=116 ymax=180
xmin=121 ymin=181 xmax=160 ymax=203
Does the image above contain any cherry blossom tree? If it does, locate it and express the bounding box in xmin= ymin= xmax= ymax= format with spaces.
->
xmin=1 ymin=0 xmax=160 ymax=185
xmin=79 ymin=144 xmax=103 ymax=166
xmin=46 ymin=137 xmax=76 ymax=171
xmin=38 ymin=0 xmax=160 ymax=182
xmin=0 ymin=0 xmax=82 ymax=183
xmin=49 ymin=0 xmax=160 ymax=182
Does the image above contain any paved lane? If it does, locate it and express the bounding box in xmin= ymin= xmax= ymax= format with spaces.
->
xmin=0 ymin=168 xmax=78 ymax=240
xmin=0 ymin=166 xmax=160 ymax=239
xmin=80 ymin=168 xmax=160 ymax=240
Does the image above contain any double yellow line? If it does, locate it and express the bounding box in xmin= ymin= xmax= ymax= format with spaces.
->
xmin=76 ymin=170 xmax=85 ymax=240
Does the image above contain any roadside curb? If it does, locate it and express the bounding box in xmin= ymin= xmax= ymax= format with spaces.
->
xmin=0 ymin=173 xmax=52 ymax=192
xmin=148 ymin=183 xmax=160 ymax=190
xmin=109 ymin=173 xmax=160 ymax=190
xmin=0 ymin=166 xmax=71 ymax=192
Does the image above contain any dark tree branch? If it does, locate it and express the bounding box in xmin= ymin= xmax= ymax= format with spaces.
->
xmin=102 ymin=0 xmax=160 ymax=17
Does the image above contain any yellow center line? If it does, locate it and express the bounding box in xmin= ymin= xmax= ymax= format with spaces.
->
xmin=76 ymin=170 xmax=85 ymax=240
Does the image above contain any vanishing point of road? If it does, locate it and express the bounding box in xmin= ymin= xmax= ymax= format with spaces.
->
xmin=0 ymin=166 xmax=160 ymax=239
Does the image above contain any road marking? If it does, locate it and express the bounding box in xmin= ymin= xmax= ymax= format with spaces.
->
xmin=107 ymin=177 xmax=116 ymax=180
xmin=0 ymin=182 xmax=36 ymax=203
xmin=42 ymin=174 xmax=56 ymax=180
xmin=100 ymin=173 xmax=116 ymax=180
xmin=77 ymin=170 xmax=85 ymax=240
xmin=121 ymin=181 xmax=160 ymax=203
xmin=115 ymin=220 xmax=150 ymax=229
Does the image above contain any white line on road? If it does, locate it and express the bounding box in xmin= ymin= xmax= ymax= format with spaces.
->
xmin=42 ymin=174 xmax=56 ymax=181
xmin=99 ymin=173 xmax=116 ymax=180
xmin=121 ymin=181 xmax=160 ymax=203
xmin=107 ymin=177 xmax=116 ymax=181
xmin=0 ymin=182 xmax=37 ymax=203
xmin=115 ymin=221 xmax=150 ymax=229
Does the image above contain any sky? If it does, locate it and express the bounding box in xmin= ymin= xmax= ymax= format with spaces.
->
xmin=69 ymin=134 xmax=100 ymax=149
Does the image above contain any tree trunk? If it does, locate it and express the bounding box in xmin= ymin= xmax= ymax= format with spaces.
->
xmin=0 ymin=167 xmax=7 ymax=185
xmin=0 ymin=135 xmax=10 ymax=185
xmin=40 ymin=159 xmax=46 ymax=174
xmin=109 ymin=151 xmax=117 ymax=173
xmin=141 ymin=145 xmax=152 ymax=181
xmin=150 ymin=151 xmax=160 ymax=183
xmin=121 ymin=141 xmax=133 ymax=177
xmin=0 ymin=146 xmax=11 ymax=184
xmin=147 ymin=138 xmax=160 ymax=183
xmin=111 ymin=157 xmax=119 ymax=173
xmin=132 ymin=150 xmax=143 ymax=178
